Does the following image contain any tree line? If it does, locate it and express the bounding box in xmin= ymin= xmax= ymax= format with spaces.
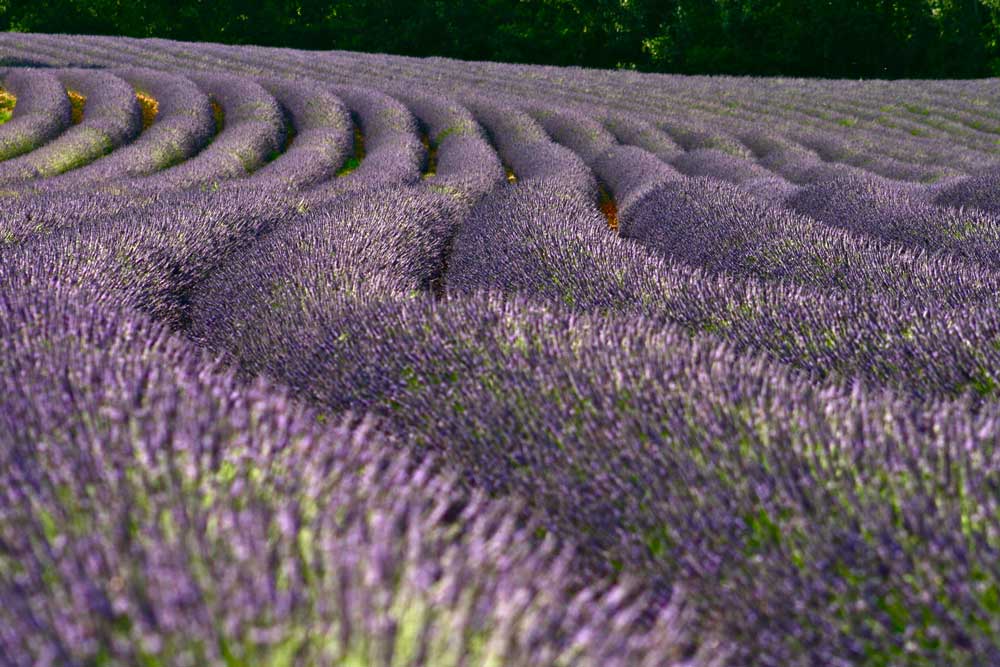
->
xmin=2 ymin=0 xmax=999 ymax=78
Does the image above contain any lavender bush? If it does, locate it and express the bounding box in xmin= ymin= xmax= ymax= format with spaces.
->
xmin=467 ymin=97 xmax=597 ymax=197
xmin=308 ymin=86 xmax=423 ymax=201
xmin=0 ymin=68 xmax=70 ymax=161
xmin=787 ymin=172 xmax=1000 ymax=267
xmin=128 ymin=72 xmax=285 ymax=191
xmin=0 ymin=69 xmax=140 ymax=181
xmin=622 ymin=176 xmax=1000 ymax=306
xmin=40 ymin=67 xmax=217 ymax=185
xmin=0 ymin=283 xmax=715 ymax=667
xmin=933 ymin=165 xmax=1000 ymax=214
xmin=251 ymin=77 xmax=353 ymax=189
xmin=187 ymin=185 xmax=458 ymax=372
xmin=397 ymin=91 xmax=506 ymax=203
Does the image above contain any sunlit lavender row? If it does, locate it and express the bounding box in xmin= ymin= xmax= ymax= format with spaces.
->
xmin=1 ymin=31 xmax=1000 ymax=666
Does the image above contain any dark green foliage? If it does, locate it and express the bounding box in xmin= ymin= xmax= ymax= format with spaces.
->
xmin=1 ymin=0 xmax=998 ymax=78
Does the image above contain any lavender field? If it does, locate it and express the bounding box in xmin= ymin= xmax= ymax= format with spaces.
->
xmin=2 ymin=32 xmax=1000 ymax=667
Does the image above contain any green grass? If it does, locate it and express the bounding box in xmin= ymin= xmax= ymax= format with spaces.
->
xmin=0 ymin=87 xmax=16 ymax=124
xmin=67 ymin=89 xmax=86 ymax=124
xmin=420 ymin=131 xmax=438 ymax=179
xmin=136 ymin=91 xmax=159 ymax=130
xmin=210 ymin=99 xmax=225 ymax=134
xmin=335 ymin=126 xmax=366 ymax=177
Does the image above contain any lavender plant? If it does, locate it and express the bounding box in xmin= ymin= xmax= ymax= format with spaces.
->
xmin=0 ymin=69 xmax=140 ymax=180
xmin=187 ymin=185 xmax=458 ymax=374
xmin=396 ymin=91 xmax=506 ymax=203
xmin=786 ymin=173 xmax=1000 ymax=267
xmin=0 ymin=284 xmax=715 ymax=667
xmin=131 ymin=73 xmax=284 ymax=190
xmin=0 ymin=68 xmax=70 ymax=161
xmin=622 ymin=175 xmax=1000 ymax=306
xmin=308 ymin=86 xmax=423 ymax=201
xmin=251 ymin=77 xmax=353 ymax=189
xmin=467 ymin=97 xmax=597 ymax=197
xmin=933 ymin=165 xmax=1000 ymax=214
xmin=0 ymin=184 xmax=303 ymax=326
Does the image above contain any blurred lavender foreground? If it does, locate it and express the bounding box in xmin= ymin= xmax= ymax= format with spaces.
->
xmin=1 ymin=31 xmax=1000 ymax=666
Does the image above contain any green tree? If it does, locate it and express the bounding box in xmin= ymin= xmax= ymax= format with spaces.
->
xmin=0 ymin=0 xmax=997 ymax=78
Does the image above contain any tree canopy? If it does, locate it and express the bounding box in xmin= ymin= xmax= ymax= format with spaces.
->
xmin=2 ymin=0 xmax=999 ymax=78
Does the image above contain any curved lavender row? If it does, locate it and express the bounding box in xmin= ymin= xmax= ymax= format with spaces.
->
xmin=397 ymin=91 xmax=506 ymax=202
xmin=467 ymin=97 xmax=596 ymax=197
xmin=308 ymin=86 xmax=422 ymax=201
xmin=0 ymin=188 xmax=164 ymax=246
xmin=681 ymin=89 xmax=967 ymax=182
xmin=241 ymin=291 xmax=1000 ymax=666
xmin=0 ymin=185 xmax=302 ymax=329
xmin=42 ymin=67 xmax=216 ymax=185
xmin=250 ymin=77 xmax=353 ymax=189
xmin=518 ymin=104 xmax=686 ymax=228
xmin=592 ymin=145 xmax=682 ymax=217
xmin=605 ymin=115 xmax=849 ymax=198
xmin=622 ymin=176 xmax=1000 ymax=307
xmin=932 ymin=165 xmax=1000 ymax=215
xmin=524 ymin=105 xmax=689 ymax=219
xmin=659 ymin=119 xmax=755 ymax=158
xmin=444 ymin=184 xmax=1000 ymax=402
xmin=444 ymin=185 xmax=614 ymax=305
xmin=188 ymin=185 xmax=458 ymax=375
xmin=526 ymin=103 xmax=618 ymax=164
xmin=24 ymin=34 xmax=998 ymax=180
xmin=786 ymin=173 xmax=1000 ymax=268
xmin=635 ymin=80 xmax=977 ymax=179
xmin=597 ymin=111 xmax=799 ymax=205
xmin=527 ymin=104 xmax=798 ymax=227
xmin=670 ymin=148 xmax=778 ymax=185
xmin=614 ymin=82 xmax=967 ymax=181
xmin=737 ymin=175 xmax=803 ymax=204
xmin=0 ymin=69 xmax=70 ymax=161
xmin=127 ymin=73 xmax=284 ymax=191
xmin=788 ymin=125 xmax=964 ymax=183
xmin=0 ymin=69 xmax=141 ymax=181
xmin=624 ymin=116 xmax=804 ymax=191
xmin=0 ymin=287 xmax=709 ymax=667
xmin=738 ymin=127 xmax=860 ymax=185
xmin=604 ymin=113 xmax=686 ymax=163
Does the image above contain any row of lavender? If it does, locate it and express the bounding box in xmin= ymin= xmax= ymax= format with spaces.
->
xmin=2 ymin=32 xmax=1000 ymax=666
xmin=0 ymin=178 xmax=735 ymax=666
xmin=0 ymin=246 xmax=704 ymax=666
xmin=10 ymin=185 xmax=994 ymax=655
xmin=36 ymin=32 xmax=1000 ymax=190
xmin=3 ymin=37 xmax=999 ymax=227
xmin=7 ymin=33 xmax=999 ymax=276
xmin=8 ymin=172 xmax=1000 ymax=664
xmin=5 ymin=61 xmax=999 ymax=320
